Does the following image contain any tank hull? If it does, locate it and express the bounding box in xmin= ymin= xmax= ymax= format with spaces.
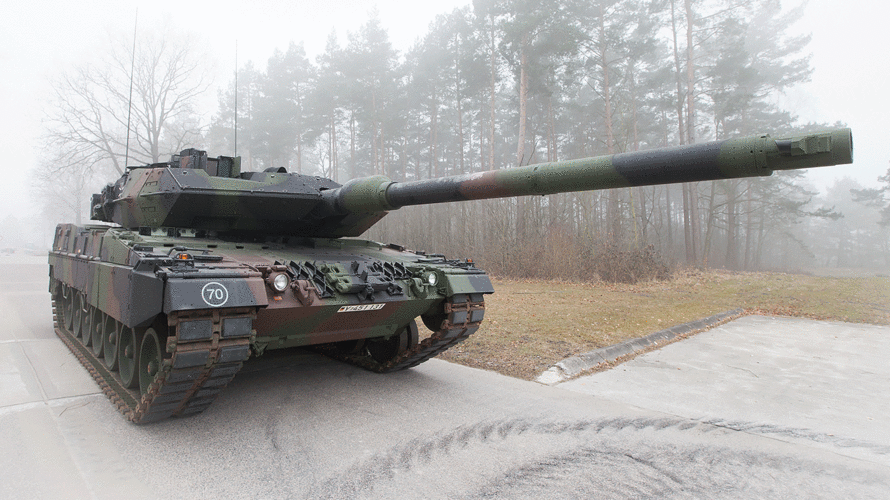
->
xmin=48 ymin=223 xmax=491 ymax=422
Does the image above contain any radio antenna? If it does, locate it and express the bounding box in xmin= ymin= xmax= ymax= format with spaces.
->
xmin=124 ymin=9 xmax=138 ymax=171
xmin=234 ymin=40 xmax=238 ymax=157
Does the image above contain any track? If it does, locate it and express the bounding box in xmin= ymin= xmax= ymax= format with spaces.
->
xmin=52 ymin=283 xmax=483 ymax=422
xmin=52 ymin=270 xmax=483 ymax=422
xmin=51 ymin=284 xmax=254 ymax=424
xmin=317 ymin=293 xmax=485 ymax=373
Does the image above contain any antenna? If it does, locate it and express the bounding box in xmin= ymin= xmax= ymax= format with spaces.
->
xmin=234 ymin=40 xmax=238 ymax=157
xmin=124 ymin=9 xmax=138 ymax=171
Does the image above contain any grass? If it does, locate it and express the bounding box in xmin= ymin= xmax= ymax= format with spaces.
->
xmin=431 ymin=270 xmax=890 ymax=380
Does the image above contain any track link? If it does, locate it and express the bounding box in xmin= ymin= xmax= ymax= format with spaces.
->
xmin=52 ymin=295 xmax=254 ymax=424
xmin=320 ymin=293 xmax=485 ymax=373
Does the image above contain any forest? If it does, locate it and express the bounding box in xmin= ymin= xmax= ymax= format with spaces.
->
xmin=35 ymin=0 xmax=890 ymax=279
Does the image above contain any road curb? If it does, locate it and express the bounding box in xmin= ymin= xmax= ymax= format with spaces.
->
xmin=535 ymin=308 xmax=745 ymax=385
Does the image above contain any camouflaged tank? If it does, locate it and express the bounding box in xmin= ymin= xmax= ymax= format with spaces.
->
xmin=48 ymin=128 xmax=853 ymax=423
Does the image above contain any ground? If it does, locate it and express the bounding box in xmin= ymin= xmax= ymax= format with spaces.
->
xmin=435 ymin=269 xmax=890 ymax=379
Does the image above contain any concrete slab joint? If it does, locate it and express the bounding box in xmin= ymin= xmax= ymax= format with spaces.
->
xmin=535 ymin=308 xmax=745 ymax=385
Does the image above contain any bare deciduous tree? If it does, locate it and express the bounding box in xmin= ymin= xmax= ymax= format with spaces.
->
xmin=32 ymin=147 xmax=94 ymax=226
xmin=43 ymin=25 xmax=210 ymax=176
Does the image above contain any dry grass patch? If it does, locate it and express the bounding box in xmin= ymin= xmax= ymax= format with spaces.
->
xmin=435 ymin=270 xmax=890 ymax=380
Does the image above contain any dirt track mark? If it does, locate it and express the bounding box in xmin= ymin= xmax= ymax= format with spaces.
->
xmin=311 ymin=415 xmax=889 ymax=499
xmin=472 ymin=443 xmax=888 ymax=499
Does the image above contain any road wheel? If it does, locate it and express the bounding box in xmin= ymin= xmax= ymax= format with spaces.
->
xmin=61 ymin=284 xmax=75 ymax=332
xmin=72 ymin=293 xmax=85 ymax=339
xmin=81 ymin=305 xmax=94 ymax=347
xmin=90 ymin=310 xmax=104 ymax=356
xmin=103 ymin=316 xmax=119 ymax=370
xmin=138 ymin=328 xmax=163 ymax=396
xmin=119 ymin=325 xmax=140 ymax=389
xmin=367 ymin=320 xmax=419 ymax=364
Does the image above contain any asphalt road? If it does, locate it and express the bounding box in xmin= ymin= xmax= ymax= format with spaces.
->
xmin=2 ymin=254 xmax=888 ymax=499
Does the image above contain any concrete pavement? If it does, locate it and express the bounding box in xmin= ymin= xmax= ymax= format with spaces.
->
xmin=2 ymin=254 xmax=888 ymax=498
xmin=559 ymin=314 xmax=890 ymax=466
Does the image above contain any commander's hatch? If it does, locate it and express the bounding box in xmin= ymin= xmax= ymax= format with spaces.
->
xmin=172 ymin=148 xmax=241 ymax=178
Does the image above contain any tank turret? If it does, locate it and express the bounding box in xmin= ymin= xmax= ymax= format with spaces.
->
xmin=92 ymin=128 xmax=852 ymax=238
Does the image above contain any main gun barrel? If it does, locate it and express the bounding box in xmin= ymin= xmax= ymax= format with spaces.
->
xmin=329 ymin=128 xmax=852 ymax=214
xmin=90 ymin=128 xmax=852 ymax=239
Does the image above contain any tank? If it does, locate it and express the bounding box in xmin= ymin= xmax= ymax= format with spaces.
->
xmin=48 ymin=128 xmax=853 ymax=423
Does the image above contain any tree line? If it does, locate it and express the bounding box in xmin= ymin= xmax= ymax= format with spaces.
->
xmin=37 ymin=0 xmax=889 ymax=277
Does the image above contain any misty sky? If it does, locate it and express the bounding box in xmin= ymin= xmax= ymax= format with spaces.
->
xmin=1 ymin=0 xmax=887 ymax=239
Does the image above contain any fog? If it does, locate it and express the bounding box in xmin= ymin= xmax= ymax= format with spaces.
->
xmin=1 ymin=0 xmax=887 ymax=275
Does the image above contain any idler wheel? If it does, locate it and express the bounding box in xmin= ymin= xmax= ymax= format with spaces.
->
xmin=103 ymin=316 xmax=120 ymax=370
xmin=118 ymin=325 xmax=140 ymax=389
xmin=367 ymin=320 xmax=419 ymax=364
xmin=90 ymin=310 xmax=105 ymax=357
xmin=138 ymin=328 xmax=163 ymax=396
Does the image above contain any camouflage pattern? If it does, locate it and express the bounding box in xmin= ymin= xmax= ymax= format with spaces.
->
xmin=48 ymin=128 xmax=853 ymax=423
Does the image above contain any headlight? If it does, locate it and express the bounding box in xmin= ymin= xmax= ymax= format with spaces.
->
xmin=272 ymin=273 xmax=290 ymax=292
xmin=427 ymin=272 xmax=438 ymax=286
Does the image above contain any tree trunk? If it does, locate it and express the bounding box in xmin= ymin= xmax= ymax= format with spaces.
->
xmin=430 ymin=87 xmax=439 ymax=177
xmin=725 ymin=180 xmax=739 ymax=269
xmin=547 ymin=98 xmax=558 ymax=226
xmin=349 ymin=110 xmax=356 ymax=179
xmin=666 ymin=184 xmax=674 ymax=259
xmin=670 ymin=0 xmax=685 ymax=145
xmin=598 ymin=7 xmax=621 ymax=245
xmin=744 ymin=180 xmax=754 ymax=269
xmin=600 ymin=5 xmax=615 ymax=154
xmin=488 ymin=14 xmax=496 ymax=173
xmin=702 ymin=182 xmax=717 ymax=266
xmin=372 ymin=91 xmax=380 ymax=175
xmin=684 ymin=0 xmax=696 ymax=144
xmin=682 ymin=183 xmax=698 ymax=264
xmin=516 ymin=34 xmax=529 ymax=166
xmin=295 ymin=86 xmax=303 ymax=174
xmin=329 ymin=115 xmax=338 ymax=181
xmin=691 ymin=184 xmax=701 ymax=264
xmin=754 ymin=208 xmax=765 ymax=269
xmin=516 ymin=34 xmax=530 ymax=241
